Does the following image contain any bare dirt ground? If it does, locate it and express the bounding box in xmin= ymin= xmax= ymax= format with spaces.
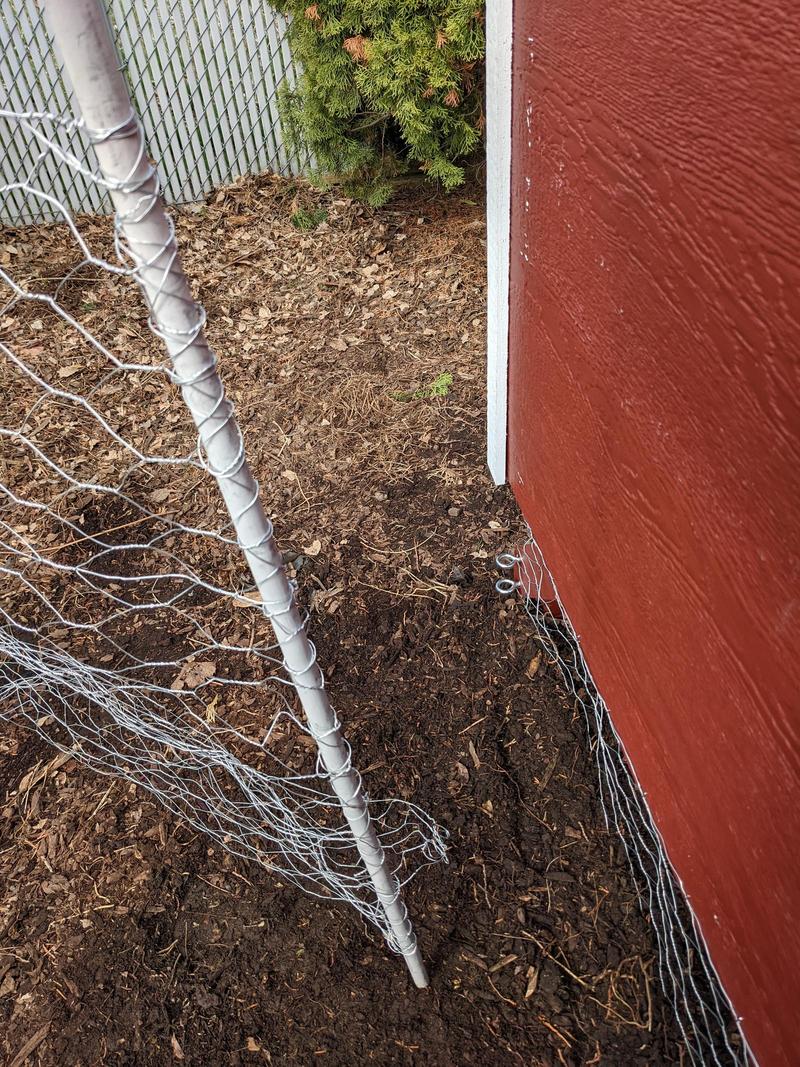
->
xmin=1 ymin=177 xmax=688 ymax=1065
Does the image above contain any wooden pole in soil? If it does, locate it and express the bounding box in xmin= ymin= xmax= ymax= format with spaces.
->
xmin=42 ymin=0 xmax=429 ymax=988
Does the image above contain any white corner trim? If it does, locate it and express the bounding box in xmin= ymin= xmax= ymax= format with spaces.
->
xmin=486 ymin=0 xmax=513 ymax=485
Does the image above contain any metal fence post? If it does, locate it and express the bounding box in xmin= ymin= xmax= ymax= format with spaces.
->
xmin=42 ymin=0 xmax=429 ymax=987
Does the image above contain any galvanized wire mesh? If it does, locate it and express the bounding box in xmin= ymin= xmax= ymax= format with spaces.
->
xmin=496 ymin=539 xmax=749 ymax=1066
xmin=0 ymin=100 xmax=445 ymax=960
xmin=1 ymin=0 xmax=306 ymax=224
xmin=0 ymin=0 xmax=442 ymax=974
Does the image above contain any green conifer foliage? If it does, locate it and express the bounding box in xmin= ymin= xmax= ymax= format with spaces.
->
xmin=274 ymin=2 xmax=485 ymax=205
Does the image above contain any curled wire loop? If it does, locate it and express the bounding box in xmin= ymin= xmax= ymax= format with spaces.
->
xmin=494 ymin=551 xmax=521 ymax=596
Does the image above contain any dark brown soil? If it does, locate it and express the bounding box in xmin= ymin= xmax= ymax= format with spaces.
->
xmin=1 ymin=179 xmax=684 ymax=1065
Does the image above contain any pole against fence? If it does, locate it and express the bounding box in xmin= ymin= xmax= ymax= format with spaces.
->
xmin=42 ymin=0 xmax=429 ymax=988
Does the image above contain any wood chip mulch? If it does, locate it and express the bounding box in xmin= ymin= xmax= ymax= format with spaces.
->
xmin=0 ymin=175 xmax=690 ymax=1065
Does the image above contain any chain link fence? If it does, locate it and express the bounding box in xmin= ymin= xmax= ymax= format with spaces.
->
xmin=1 ymin=0 xmax=305 ymax=223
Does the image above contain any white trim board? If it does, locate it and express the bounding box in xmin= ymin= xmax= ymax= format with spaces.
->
xmin=485 ymin=0 xmax=513 ymax=485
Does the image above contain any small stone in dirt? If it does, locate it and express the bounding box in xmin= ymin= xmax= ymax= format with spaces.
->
xmin=447 ymin=506 xmax=461 ymax=518
xmin=447 ymin=566 xmax=472 ymax=587
xmin=374 ymin=491 xmax=388 ymax=501
xmin=454 ymin=761 xmax=469 ymax=782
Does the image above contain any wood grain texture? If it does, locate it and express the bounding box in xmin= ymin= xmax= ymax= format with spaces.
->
xmin=507 ymin=2 xmax=800 ymax=1063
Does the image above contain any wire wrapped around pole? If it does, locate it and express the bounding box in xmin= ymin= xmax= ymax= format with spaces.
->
xmin=0 ymin=0 xmax=446 ymax=987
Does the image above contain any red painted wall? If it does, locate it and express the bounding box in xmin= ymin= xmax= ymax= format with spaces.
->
xmin=507 ymin=3 xmax=800 ymax=1064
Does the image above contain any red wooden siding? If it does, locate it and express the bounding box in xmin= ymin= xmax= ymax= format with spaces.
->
xmin=507 ymin=3 xmax=800 ymax=1064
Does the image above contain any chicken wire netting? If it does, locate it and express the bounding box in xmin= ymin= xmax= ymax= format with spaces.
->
xmin=496 ymin=540 xmax=749 ymax=1066
xmin=0 ymin=99 xmax=446 ymax=956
